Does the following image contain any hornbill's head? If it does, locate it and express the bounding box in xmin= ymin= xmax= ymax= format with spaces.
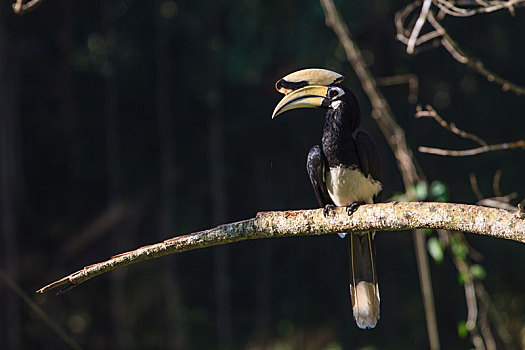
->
xmin=272 ymin=69 xmax=361 ymax=129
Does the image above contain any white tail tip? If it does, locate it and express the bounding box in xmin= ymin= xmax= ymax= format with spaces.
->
xmin=351 ymin=281 xmax=380 ymax=329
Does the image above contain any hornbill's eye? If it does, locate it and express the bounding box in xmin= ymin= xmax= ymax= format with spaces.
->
xmin=328 ymin=88 xmax=339 ymax=98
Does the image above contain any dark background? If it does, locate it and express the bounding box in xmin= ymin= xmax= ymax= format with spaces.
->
xmin=0 ymin=0 xmax=524 ymax=349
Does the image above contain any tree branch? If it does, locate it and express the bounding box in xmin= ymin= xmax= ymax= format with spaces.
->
xmin=12 ymin=0 xmax=45 ymax=14
xmin=419 ymin=140 xmax=525 ymax=156
xmin=395 ymin=2 xmax=525 ymax=96
xmin=37 ymin=202 xmax=525 ymax=294
xmin=415 ymin=105 xmax=487 ymax=146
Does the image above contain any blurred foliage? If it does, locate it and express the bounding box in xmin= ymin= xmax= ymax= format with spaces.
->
xmin=1 ymin=0 xmax=525 ymax=349
xmin=427 ymin=236 xmax=444 ymax=264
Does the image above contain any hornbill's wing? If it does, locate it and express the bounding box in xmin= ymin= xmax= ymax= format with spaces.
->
xmin=355 ymin=130 xmax=382 ymax=202
xmin=306 ymin=145 xmax=333 ymax=207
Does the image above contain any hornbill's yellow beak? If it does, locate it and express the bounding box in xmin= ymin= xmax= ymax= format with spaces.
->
xmin=271 ymin=85 xmax=329 ymax=119
xmin=275 ymin=68 xmax=344 ymax=95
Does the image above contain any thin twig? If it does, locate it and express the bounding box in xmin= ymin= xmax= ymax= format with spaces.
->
xmin=407 ymin=0 xmax=433 ymax=54
xmin=419 ymin=140 xmax=525 ymax=156
xmin=0 ymin=270 xmax=83 ymax=350
xmin=477 ymin=294 xmax=497 ymax=350
xmin=493 ymin=170 xmax=502 ymax=197
xmin=446 ymin=231 xmax=486 ymax=349
xmin=395 ymin=3 xmax=525 ymax=96
xmin=12 ymin=0 xmax=45 ymax=14
xmin=37 ymin=202 xmax=525 ymax=293
xmin=376 ymin=74 xmax=419 ymax=104
xmin=445 ymin=228 xmax=515 ymax=349
xmin=456 ymin=231 xmax=484 ymax=262
xmin=430 ymin=11 xmax=525 ymax=95
xmin=451 ymin=249 xmax=486 ymax=350
xmin=477 ymin=197 xmax=519 ymax=211
xmin=395 ymin=1 xmax=421 ymax=40
xmin=415 ymin=105 xmax=487 ymax=146
xmin=434 ymin=0 xmax=525 ymax=17
xmin=475 ymin=283 xmax=514 ymax=348
xmin=470 ymin=173 xmax=484 ymax=200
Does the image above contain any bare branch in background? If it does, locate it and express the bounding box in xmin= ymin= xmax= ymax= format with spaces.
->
xmin=436 ymin=227 xmax=512 ymax=350
xmin=441 ymin=228 xmax=516 ymax=349
xmin=12 ymin=0 xmax=45 ymax=14
xmin=419 ymin=140 xmax=525 ymax=156
xmin=470 ymin=172 xmax=520 ymax=211
xmin=434 ymin=0 xmax=525 ymax=17
xmin=469 ymin=173 xmax=484 ymax=201
xmin=376 ymin=74 xmax=419 ymax=104
xmin=407 ymin=0 xmax=433 ymax=54
xmin=475 ymin=283 xmax=514 ymax=347
xmin=395 ymin=1 xmax=525 ymax=96
xmin=477 ymin=195 xmax=519 ymax=212
xmin=448 ymin=172 xmax=522 ymax=348
xmin=458 ymin=259 xmax=485 ymax=350
xmin=416 ymin=105 xmax=524 ymax=156
xmin=493 ymin=170 xmax=503 ymax=197
xmin=415 ymin=105 xmax=487 ymax=146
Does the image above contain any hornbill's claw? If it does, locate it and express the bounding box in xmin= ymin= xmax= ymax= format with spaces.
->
xmin=346 ymin=202 xmax=363 ymax=216
xmin=323 ymin=204 xmax=335 ymax=218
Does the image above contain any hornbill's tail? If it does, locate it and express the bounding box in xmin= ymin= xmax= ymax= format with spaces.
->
xmin=348 ymin=232 xmax=380 ymax=329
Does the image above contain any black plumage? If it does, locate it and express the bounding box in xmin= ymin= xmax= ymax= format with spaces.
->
xmin=272 ymin=69 xmax=383 ymax=329
xmin=305 ymin=85 xmax=383 ymax=329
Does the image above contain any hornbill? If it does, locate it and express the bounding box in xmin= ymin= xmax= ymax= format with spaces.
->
xmin=272 ymin=68 xmax=383 ymax=329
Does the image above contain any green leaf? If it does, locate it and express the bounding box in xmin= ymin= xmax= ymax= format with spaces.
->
xmin=430 ymin=181 xmax=449 ymax=202
xmin=470 ymin=264 xmax=486 ymax=280
xmin=427 ymin=237 xmax=444 ymax=264
xmin=458 ymin=271 xmax=468 ymax=285
xmin=414 ymin=182 xmax=428 ymax=201
xmin=457 ymin=321 xmax=468 ymax=338
xmin=430 ymin=181 xmax=446 ymax=197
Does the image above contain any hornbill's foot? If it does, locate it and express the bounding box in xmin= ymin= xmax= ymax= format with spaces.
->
xmin=346 ymin=202 xmax=364 ymax=216
xmin=323 ymin=204 xmax=335 ymax=218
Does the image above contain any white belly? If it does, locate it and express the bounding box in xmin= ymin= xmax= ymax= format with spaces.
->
xmin=326 ymin=165 xmax=382 ymax=206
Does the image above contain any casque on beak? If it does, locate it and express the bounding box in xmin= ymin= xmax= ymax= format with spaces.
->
xmin=271 ymin=85 xmax=330 ymax=119
xmin=275 ymin=68 xmax=344 ymax=95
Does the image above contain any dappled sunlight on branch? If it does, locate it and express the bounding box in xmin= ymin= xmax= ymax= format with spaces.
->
xmin=37 ymin=202 xmax=525 ymax=294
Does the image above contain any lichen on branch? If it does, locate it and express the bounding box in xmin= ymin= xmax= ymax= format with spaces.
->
xmin=37 ymin=202 xmax=525 ymax=294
